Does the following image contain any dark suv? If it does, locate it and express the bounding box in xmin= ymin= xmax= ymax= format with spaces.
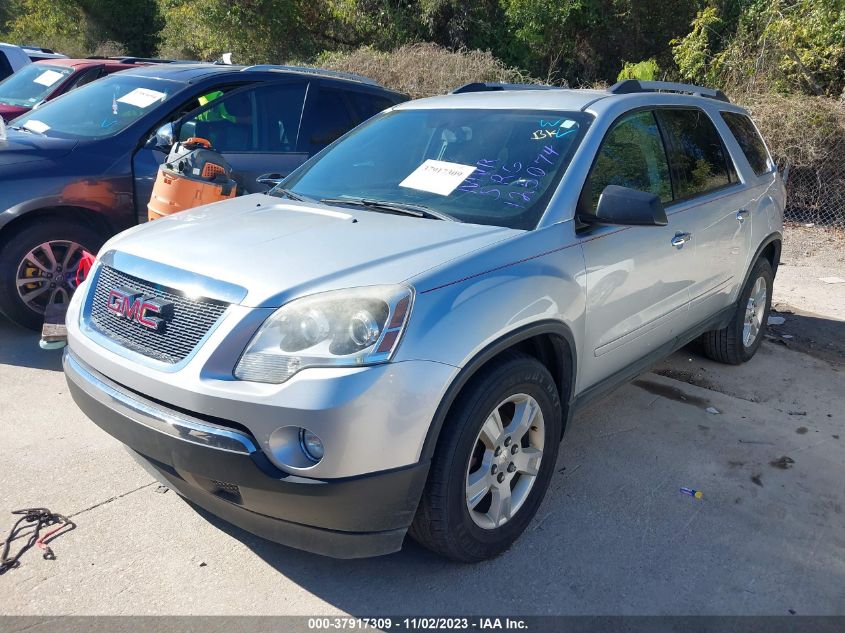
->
xmin=0 ymin=63 xmax=407 ymax=328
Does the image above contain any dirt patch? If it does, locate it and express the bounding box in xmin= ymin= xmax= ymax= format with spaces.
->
xmin=770 ymin=456 xmax=796 ymax=470
xmin=653 ymin=367 xmax=720 ymax=391
xmin=751 ymin=473 xmax=764 ymax=486
xmin=796 ymin=427 xmax=809 ymax=434
xmin=632 ymin=379 xmax=711 ymax=410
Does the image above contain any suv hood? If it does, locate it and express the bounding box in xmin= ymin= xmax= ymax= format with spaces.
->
xmin=105 ymin=194 xmax=518 ymax=307
xmin=0 ymin=129 xmax=78 ymax=166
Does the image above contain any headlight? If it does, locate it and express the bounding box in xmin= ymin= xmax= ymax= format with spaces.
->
xmin=234 ymin=285 xmax=414 ymax=384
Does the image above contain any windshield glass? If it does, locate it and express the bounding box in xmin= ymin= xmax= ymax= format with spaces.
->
xmin=0 ymin=64 xmax=73 ymax=107
xmin=281 ymin=108 xmax=590 ymax=230
xmin=12 ymin=75 xmax=180 ymax=139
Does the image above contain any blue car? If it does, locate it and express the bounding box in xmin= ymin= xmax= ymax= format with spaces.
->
xmin=0 ymin=63 xmax=406 ymax=328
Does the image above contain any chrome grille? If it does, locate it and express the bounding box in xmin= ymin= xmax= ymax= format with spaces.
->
xmin=88 ymin=265 xmax=228 ymax=364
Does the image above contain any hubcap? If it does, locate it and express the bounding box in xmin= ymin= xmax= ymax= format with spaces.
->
xmin=465 ymin=393 xmax=545 ymax=530
xmin=743 ymin=276 xmax=768 ymax=348
xmin=15 ymin=241 xmax=86 ymax=315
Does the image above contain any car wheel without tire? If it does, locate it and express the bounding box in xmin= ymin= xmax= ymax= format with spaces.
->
xmin=410 ymin=352 xmax=562 ymax=562
xmin=0 ymin=219 xmax=104 ymax=330
xmin=701 ymin=257 xmax=774 ymax=365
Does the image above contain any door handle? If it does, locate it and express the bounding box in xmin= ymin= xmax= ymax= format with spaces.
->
xmin=256 ymin=172 xmax=286 ymax=187
xmin=671 ymin=232 xmax=692 ymax=248
xmin=736 ymin=209 xmax=750 ymax=222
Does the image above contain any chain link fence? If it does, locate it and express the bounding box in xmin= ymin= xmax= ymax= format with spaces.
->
xmin=782 ymin=147 xmax=845 ymax=227
xmin=745 ymin=94 xmax=845 ymax=229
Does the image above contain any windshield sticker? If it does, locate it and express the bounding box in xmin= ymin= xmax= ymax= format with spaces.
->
xmin=399 ymin=159 xmax=477 ymax=196
xmin=531 ymin=118 xmax=578 ymax=140
xmin=23 ymin=120 xmax=50 ymax=133
xmin=33 ymin=70 xmax=65 ymax=87
xmin=457 ymin=144 xmax=562 ymax=208
xmin=116 ymin=87 xmax=167 ymax=109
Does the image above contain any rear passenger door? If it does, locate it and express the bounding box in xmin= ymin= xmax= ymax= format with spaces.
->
xmin=578 ymin=110 xmax=696 ymax=389
xmin=656 ymin=108 xmax=751 ymax=319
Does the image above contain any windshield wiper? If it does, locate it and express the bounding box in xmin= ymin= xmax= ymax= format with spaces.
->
xmin=320 ymin=197 xmax=457 ymax=222
xmin=269 ymin=187 xmax=316 ymax=203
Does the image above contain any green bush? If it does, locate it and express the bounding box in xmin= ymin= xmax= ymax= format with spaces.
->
xmin=617 ymin=58 xmax=661 ymax=82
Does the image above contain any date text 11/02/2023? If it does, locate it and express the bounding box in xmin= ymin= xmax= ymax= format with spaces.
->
xmin=306 ymin=616 xmax=530 ymax=630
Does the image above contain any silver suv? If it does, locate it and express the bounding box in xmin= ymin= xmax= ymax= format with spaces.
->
xmin=63 ymin=80 xmax=784 ymax=561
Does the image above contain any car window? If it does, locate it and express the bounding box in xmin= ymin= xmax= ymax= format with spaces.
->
xmin=657 ymin=108 xmax=734 ymax=200
xmin=254 ymin=82 xmax=307 ymax=152
xmin=179 ymin=82 xmax=306 ymax=153
xmin=67 ymin=67 xmax=103 ymax=91
xmin=12 ymin=74 xmax=179 ymax=139
xmin=347 ymin=91 xmax=397 ymax=125
xmin=0 ymin=63 xmax=73 ymax=107
xmin=180 ymin=88 xmax=258 ymax=151
xmin=582 ymin=110 xmax=672 ymax=213
xmin=282 ymin=108 xmax=590 ymax=230
xmin=0 ymin=53 xmax=13 ymax=82
xmin=298 ymin=87 xmax=355 ymax=153
xmin=721 ymin=111 xmax=772 ymax=176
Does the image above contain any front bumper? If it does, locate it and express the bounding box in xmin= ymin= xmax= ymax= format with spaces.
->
xmin=64 ymin=349 xmax=430 ymax=558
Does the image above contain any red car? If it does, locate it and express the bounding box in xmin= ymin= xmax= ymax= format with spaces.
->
xmin=0 ymin=58 xmax=152 ymax=122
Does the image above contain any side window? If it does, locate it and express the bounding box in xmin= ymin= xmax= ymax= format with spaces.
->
xmin=298 ymin=87 xmax=355 ymax=153
xmin=0 ymin=53 xmax=12 ymax=82
xmin=68 ymin=68 xmax=103 ymax=91
xmin=721 ymin=111 xmax=772 ymax=176
xmin=179 ymin=88 xmax=258 ymax=151
xmin=657 ymin=109 xmax=733 ymax=200
xmin=347 ymin=91 xmax=396 ymax=125
xmin=583 ymin=110 xmax=672 ymax=213
xmin=253 ymin=81 xmax=307 ymax=152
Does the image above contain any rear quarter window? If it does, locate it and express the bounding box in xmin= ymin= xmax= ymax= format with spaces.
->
xmin=721 ymin=111 xmax=772 ymax=176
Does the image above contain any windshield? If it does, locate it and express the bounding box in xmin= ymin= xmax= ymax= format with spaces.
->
xmin=12 ymin=75 xmax=180 ymax=139
xmin=280 ymin=108 xmax=590 ymax=229
xmin=0 ymin=64 xmax=73 ymax=107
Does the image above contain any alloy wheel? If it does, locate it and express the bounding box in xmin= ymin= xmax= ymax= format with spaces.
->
xmin=15 ymin=240 xmax=86 ymax=315
xmin=465 ymin=393 xmax=545 ymax=529
xmin=742 ymin=275 xmax=767 ymax=348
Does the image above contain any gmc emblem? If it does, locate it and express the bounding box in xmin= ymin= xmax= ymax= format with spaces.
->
xmin=106 ymin=287 xmax=174 ymax=332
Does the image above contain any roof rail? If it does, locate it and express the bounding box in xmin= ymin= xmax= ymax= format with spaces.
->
xmin=21 ymin=45 xmax=55 ymax=54
xmin=86 ymin=56 xmax=200 ymax=64
xmin=241 ymin=64 xmax=381 ymax=87
xmin=608 ymin=79 xmax=730 ymax=103
xmin=451 ymin=82 xmax=554 ymax=94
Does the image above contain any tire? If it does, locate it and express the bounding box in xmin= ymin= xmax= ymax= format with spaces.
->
xmin=0 ymin=218 xmax=104 ymax=330
xmin=701 ymin=258 xmax=774 ymax=365
xmin=410 ymin=352 xmax=562 ymax=562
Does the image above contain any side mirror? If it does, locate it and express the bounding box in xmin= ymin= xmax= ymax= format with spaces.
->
xmin=146 ymin=122 xmax=175 ymax=151
xmin=256 ymin=173 xmax=285 ymax=189
xmin=583 ymin=185 xmax=668 ymax=227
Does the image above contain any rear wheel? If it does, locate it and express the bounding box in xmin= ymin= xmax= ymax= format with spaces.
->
xmin=701 ymin=258 xmax=773 ymax=365
xmin=0 ymin=219 xmax=104 ymax=330
xmin=410 ymin=353 xmax=562 ymax=562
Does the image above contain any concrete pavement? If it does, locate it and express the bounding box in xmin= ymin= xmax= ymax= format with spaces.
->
xmin=0 ymin=308 xmax=843 ymax=615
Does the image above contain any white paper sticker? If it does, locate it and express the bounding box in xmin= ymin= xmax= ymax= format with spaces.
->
xmin=117 ymin=87 xmax=167 ymax=109
xmin=33 ymin=70 xmax=65 ymax=87
xmin=561 ymin=119 xmax=576 ymax=128
xmin=399 ymin=160 xmax=476 ymax=196
xmin=23 ymin=120 xmax=50 ymax=133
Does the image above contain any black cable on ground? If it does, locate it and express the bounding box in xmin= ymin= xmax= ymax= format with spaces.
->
xmin=0 ymin=508 xmax=75 ymax=574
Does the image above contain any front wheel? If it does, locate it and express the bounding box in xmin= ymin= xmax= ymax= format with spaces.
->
xmin=0 ymin=219 xmax=104 ymax=330
xmin=701 ymin=258 xmax=774 ymax=365
xmin=410 ymin=353 xmax=562 ymax=562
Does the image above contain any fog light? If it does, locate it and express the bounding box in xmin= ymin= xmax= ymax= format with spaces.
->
xmin=299 ymin=428 xmax=324 ymax=462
